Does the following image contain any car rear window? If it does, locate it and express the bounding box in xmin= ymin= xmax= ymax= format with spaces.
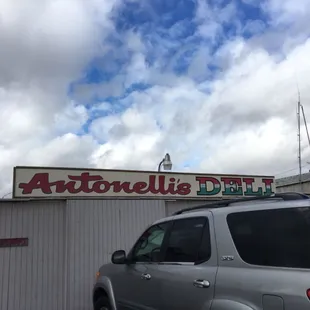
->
xmin=227 ymin=207 xmax=310 ymax=268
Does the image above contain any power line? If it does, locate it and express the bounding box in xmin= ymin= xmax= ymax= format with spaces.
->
xmin=301 ymin=104 xmax=310 ymax=148
xmin=297 ymin=87 xmax=302 ymax=185
xmin=1 ymin=192 xmax=12 ymax=199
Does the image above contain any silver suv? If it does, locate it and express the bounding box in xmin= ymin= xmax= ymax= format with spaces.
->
xmin=93 ymin=192 xmax=310 ymax=310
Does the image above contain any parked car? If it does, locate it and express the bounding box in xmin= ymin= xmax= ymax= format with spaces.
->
xmin=93 ymin=192 xmax=310 ymax=310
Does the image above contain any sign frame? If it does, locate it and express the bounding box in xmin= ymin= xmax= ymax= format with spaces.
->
xmin=13 ymin=166 xmax=275 ymax=199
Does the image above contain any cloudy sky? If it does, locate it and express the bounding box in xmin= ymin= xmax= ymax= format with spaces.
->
xmin=1 ymin=0 xmax=310 ymax=196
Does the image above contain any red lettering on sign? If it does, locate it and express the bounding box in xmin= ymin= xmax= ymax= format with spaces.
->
xmin=221 ymin=177 xmax=243 ymax=195
xmin=132 ymin=182 xmax=148 ymax=194
xmin=92 ymin=180 xmax=111 ymax=194
xmin=18 ymin=173 xmax=192 ymax=196
xmin=262 ymin=178 xmax=274 ymax=187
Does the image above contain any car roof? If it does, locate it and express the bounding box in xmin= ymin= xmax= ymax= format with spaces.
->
xmin=153 ymin=199 xmax=310 ymax=225
xmin=208 ymin=198 xmax=310 ymax=215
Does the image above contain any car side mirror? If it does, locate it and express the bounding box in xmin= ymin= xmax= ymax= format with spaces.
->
xmin=111 ymin=250 xmax=127 ymax=264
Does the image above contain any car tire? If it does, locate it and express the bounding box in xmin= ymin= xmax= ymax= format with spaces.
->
xmin=94 ymin=296 xmax=111 ymax=310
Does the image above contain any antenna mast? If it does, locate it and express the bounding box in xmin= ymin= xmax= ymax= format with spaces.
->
xmin=297 ymin=89 xmax=302 ymax=188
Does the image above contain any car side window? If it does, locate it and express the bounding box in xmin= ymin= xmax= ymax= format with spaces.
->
xmin=163 ymin=217 xmax=211 ymax=263
xmin=131 ymin=222 xmax=170 ymax=263
xmin=227 ymin=207 xmax=310 ymax=268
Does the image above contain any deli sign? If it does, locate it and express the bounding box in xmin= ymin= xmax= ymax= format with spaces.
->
xmin=13 ymin=166 xmax=275 ymax=199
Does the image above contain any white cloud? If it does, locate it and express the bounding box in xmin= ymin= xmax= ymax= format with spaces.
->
xmin=200 ymin=117 xmax=296 ymax=174
xmin=195 ymin=0 xmax=237 ymax=41
xmin=26 ymin=133 xmax=98 ymax=167
xmin=89 ymin=36 xmax=310 ymax=178
xmin=125 ymin=52 xmax=149 ymax=87
xmin=0 ymin=0 xmax=119 ymax=196
xmin=54 ymin=102 xmax=89 ymax=134
xmin=264 ymin=0 xmax=310 ymax=26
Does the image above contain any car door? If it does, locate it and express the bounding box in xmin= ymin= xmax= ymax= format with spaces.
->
xmin=113 ymin=221 xmax=172 ymax=310
xmin=158 ymin=214 xmax=217 ymax=310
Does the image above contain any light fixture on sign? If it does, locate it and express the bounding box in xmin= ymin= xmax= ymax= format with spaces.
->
xmin=158 ymin=153 xmax=172 ymax=172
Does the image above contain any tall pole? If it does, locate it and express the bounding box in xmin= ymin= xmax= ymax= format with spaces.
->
xmin=297 ymin=92 xmax=302 ymax=189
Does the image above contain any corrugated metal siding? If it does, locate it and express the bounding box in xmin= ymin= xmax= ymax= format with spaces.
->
xmin=0 ymin=200 xmax=66 ymax=310
xmin=165 ymin=200 xmax=218 ymax=216
xmin=277 ymin=183 xmax=310 ymax=195
xmin=0 ymin=202 xmax=12 ymax=310
xmin=66 ymin=199 xmax=165 ymax=310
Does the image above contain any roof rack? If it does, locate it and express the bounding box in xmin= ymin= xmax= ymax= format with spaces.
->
xmin=173 ymin=192 xmax=310 ymax=215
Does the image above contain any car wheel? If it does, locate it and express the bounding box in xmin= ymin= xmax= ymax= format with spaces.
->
xmin=94 ymin=296 xmax=111 ymax=310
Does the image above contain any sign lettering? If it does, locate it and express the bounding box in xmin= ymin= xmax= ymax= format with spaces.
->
xmin=18 ymin=173 xmax=192 ymax=196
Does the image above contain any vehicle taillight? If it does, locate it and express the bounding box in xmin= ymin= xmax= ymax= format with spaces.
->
xmin=306 ymin=289 xmax=310 ymax=300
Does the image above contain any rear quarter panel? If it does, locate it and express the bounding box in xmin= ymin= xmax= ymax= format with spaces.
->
xmin=212 ymin=209 xmax=310 ymax=310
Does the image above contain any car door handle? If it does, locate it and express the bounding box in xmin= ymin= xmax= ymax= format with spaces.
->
xmin=193 ymin=279 xmax=210 ymax=288
xmin=141 ymin=273 xmax=151 ymax=280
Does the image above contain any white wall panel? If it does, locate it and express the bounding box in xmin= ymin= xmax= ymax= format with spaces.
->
xmin=0 ymin=200 xmax=66 ymax=310
xmin=66 ymin=199 xmax=165 ymax=310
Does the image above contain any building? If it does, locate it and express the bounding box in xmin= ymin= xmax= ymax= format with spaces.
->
xmin=276 ymin=172 xmax=310 ymax=195
xmin=0 ymin=166 xmax=275 ymax=310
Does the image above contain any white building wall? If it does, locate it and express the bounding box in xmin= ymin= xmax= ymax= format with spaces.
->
xmin=66 ymin=199 xmax=166 ymax=310
xmin=0 ymin=200 xmax=66 ymax=310
xmin=0 ymin=198 xmax=206 ymax=310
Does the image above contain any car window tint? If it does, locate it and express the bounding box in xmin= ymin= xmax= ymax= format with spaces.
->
xmin=227 ymin=207 xmax=310 ymax=268
xmin=164 ymin=217 xmax=211 ymax=263
xmin=196 ymin=220 xmax=212 ymax=263
xmin=132 ymin=222 xmax=170 ymax=263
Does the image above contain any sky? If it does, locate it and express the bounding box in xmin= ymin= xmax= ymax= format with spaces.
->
xmin=1 ymin=0 xmax=310 ymax=196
